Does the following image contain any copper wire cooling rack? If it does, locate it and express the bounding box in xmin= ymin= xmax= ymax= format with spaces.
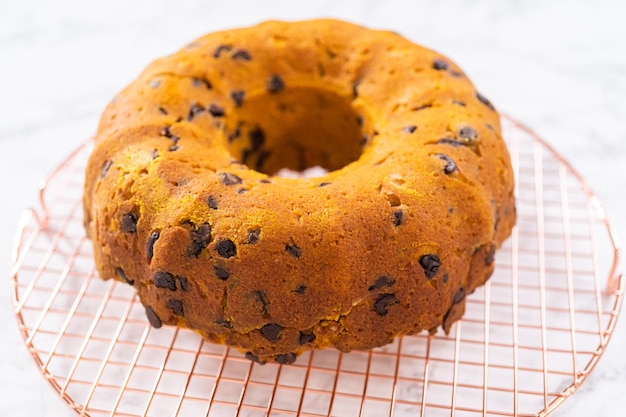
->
xmin=10 ymin=116 xmax=624 ymax=417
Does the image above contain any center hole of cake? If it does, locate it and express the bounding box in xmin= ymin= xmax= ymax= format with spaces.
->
xmin=224 ymin=86 xmax=364 ymax=176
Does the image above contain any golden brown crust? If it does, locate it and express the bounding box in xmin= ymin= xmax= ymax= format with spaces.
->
xmin=84 ymin=19 xmax=515 ymax=364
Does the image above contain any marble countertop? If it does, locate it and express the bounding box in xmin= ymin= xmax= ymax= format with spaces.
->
xmin=1 ymin=0 xmax=624 ymax=416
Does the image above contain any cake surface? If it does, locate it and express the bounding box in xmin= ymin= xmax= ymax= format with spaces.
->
xmin=83 ymin=19 xmax=515 ymax=364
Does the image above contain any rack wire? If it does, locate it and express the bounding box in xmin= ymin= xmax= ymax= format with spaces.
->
xmin=10 ymin=116 xmax=623 ymax=417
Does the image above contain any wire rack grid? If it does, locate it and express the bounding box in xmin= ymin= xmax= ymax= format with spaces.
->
xmin=9 ymin=116 xmax=624 ymax=417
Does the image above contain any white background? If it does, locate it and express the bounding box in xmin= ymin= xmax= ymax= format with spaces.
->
xmin=1 ymin=0 xmax=624 ymax=416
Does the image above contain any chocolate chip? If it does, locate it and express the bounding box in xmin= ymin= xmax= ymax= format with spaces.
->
xmin=402 ymin=125 xmax=417 ymax=133
xmin=412 ymin=104 xmax=432 ymax=111
xmin=154 ymin=271 xmax=176 ymax=291
xmin=100 ymin=160 xmax=112 ymax=178
xmin=230 ymin=90 xmax=245 ymax=107
xmin=459 ymin=126 xmax=478 ymax=141
xmin=208 ymin=104 xmax=225 ymax=117
xmin=213 ymin=44 xmax=232 ymax=58
xmin=356 ymin=115 xmax=364 ymax=126
xmin=214 ymin=265 xmax=230 ymax=280
xmin=245 ymin=352 xmax=266 ymax=364
xmin=188 ymin=223 xmax=212 ymax=257
xmin=436 ymin=154 xmax=457 ymax=174
xmin=216 ymin=239 xmax=237 ymax=258
xmin=369 ymin=275 xmax=395 ymax=291
xmin=437 ymin=138 xmax=464 ymax=147
xmin=232 ymin=49 xmax=251 ymax=61
xmin=207 ymin=195 xmax=218 ymax=209
xmin=260 ymin=323 xmax=283 ymax=342
xmin=255 ymin=150 xmax=270 ymax=171
xmin=192 ymin=78 xmax=212 ymax=89
xmin=276 ymin=353 xmax=297 ymax=365
xmin=285 ymin=243 xmax=301 ymax=258
xmin=228 ymin=125 xmax=241 ymax=143
xmin=452 ymin=100 xmax=466 ymax=106
xmin=158 ymin=106 xmax=168 ymax=115
xmin=237 ymin=187 xmax=247 ymax=194
xmin=145 ymin=306 xmax=162 ymax=328
xmin=352 ymin=81 xmax=360 ymax=98
xmin=216 ymin=318 xmax=232 ymax=328
xmin=247 ymin=229 xmax=260 ymax=244
xmin=299 ymin=332 xmax=316 ymax=345
xmin=115 ymin=267 xmax=134 ymax=285
xmin=168 ymin=145 xmax=179 ymax=152
xmin=419 ymin=254 xmax=440 ymax=279
xmin=442 ymin=273 xmax=449 ymax=283
xmin=485 ymin=244 xmax=496 ymax=265
xmin=178 ymin=277 xmax=188 ymax=292
xmin=219 ymin=172 xmax=243 ymax=186
xmin=152 ymin=149 xmax=159 ymax=160
xmin=294 ymin=285 xmax=306 ymax=294
xmin=259 ymin=178 xmax=271 ymax=184
xmin=450 ymin=70 xmax=463 ymax=78
xmin=476 ymin=92 xmax=495 ymax=111
xmin=240 ymin=148 xmax=253 ymax=164
xmin=393 ymin=209 xmax=404 ymax=226
xmin=267 ymin=74 xmax=285 ymax=93
xmin=187 ymin=103 xmax=205 ymax=121
xmin=433 ymin=58 xmax=449 ymax=70
xmin=318 ymin=182 xmax=332 ymax=187
xmin=120 ymin=213 xmax=138 ymax=233
xmin=166 ymin=299 xmax=184 ymax=316
xmin=252 ymin=290 xmax=268 ymax=314
xmin=374 ymin=293 xmax=397 ymax=316
xmin=160 ymin=125 xmax=173 ymax=138
xmin=249 ymin=127 xmax=265 ymax=151
xmin=453 ymin=287 xmax=466 ymax=304
xmin=146 ymin=231 xmax=160 ymax=260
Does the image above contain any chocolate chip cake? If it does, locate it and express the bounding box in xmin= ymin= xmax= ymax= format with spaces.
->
xmin=83 ymin=19 xmax=515 ymax=364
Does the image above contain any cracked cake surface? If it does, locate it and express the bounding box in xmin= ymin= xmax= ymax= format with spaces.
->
xmin=83 ymin=19 xmax=515 ymax=364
